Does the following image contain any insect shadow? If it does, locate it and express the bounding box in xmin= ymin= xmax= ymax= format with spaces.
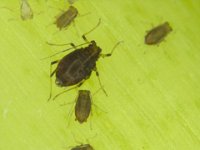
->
xmin=44 ymin=19 xmax=123 ymax=101
xmin=0 ymin=0 xmax=42 ymax=21
xmin=144 ymin=21 xmax=172 ymax=45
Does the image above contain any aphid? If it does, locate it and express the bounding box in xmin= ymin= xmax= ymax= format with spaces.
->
xmin=71 ymin=144 xmax=94 ymax=150
xmin=46 ymin=19 xmax=123 ymax=101
xmin=145 ymin=22 xmax=172 ymax=45
xmin=20 ymin=0 xmax=33 ymax=20
xmin=61 ymin=88 xmax=103 ymax=125
xmin=54 ymin=5 xmax=78 ymax=30
xmin=75 ymin=90 xmax=91 ymax=123
xmin=0 ymin=0 xmax=33 ymax=21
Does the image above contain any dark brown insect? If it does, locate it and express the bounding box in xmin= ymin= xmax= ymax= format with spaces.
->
xmin=75 ymin=90 xmax=91 ymax=123
xmin=71 ymin=144 xmax=94 ymax=150
xmin=54 ymin=5 xmax=78 ymax=30
xmin=145 ymin=22 xmax=172 ymax=45
xmin=46 ymin=19 xmax=123 ymax=101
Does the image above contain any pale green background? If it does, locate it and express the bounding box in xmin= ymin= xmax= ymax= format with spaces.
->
xmin=0 ymin=0 xmax=200 ymax=150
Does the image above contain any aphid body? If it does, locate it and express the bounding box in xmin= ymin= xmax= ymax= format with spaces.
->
xmin=55 ymin=6 xmax=78 ymax=30
xmin=20 ymin=0 xmax=33 ymax=20
xmin=47 ymin=19 xmax=122 ymax=101
xmin=71 ymin=144 xmax=94 ymax=150
xmin=75 ymin=90 xmax=91 ymax=123
xmin=145 ymin=22 xmax=172 ymax=45
xmin=55 ymin=41 xmax=101 ymax=87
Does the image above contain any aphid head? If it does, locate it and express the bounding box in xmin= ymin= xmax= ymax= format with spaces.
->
xmin=78 ymin=90 xmax=90 ymax=95
xmin=88 ymin=40 xmax=101 ymax=53
xmin=162 ymin=22 xmax=173 ymax=33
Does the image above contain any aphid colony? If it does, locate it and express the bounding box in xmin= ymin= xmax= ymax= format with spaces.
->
xmin=1 ymin=0 xmax=173 ymax=149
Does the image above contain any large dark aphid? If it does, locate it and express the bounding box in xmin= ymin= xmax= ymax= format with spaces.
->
xmin=75 ymin=90 xmax=91 ymax=123
xmin=46 ymin=19 xmax=122 ymax=101
xmin=54 ymin=5 xmax=78 ymax=30
xmin=145 ymin=22 xmax=172 ymax=45
xmin=71 ymin=144 xmax=94 ymax=150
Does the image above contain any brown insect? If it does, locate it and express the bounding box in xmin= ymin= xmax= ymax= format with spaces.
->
xmin=75 ymin=90 xmax=91 ymax=123
xmin=46 ymin=19 xmax=123 ymax=101
xmin=145 ymin=22 xmax=172 ymax=45
xmin=71 ymin=144 xmax=94 ymax=150
xmin=54 ymin=5 xmax=78 ymax=30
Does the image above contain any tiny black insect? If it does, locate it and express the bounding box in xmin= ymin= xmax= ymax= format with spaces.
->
xmin=46 ymin=19 xmax=123 ymax=101
xmin=54 ymin=5 xmax=78 ymax=30
xmin=145 ymin=22 xmax=172 ymax=45
xmin=71 ymin=144 xmax=94 ymax=150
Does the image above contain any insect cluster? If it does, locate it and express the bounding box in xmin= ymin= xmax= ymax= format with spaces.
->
xmin=1 ymin=0 xmax=173 ymax=149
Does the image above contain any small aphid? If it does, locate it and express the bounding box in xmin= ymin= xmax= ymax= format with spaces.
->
xmin=0 ymin=0 xmax=33 ymax=21
xmin=54 ymin=5 xmax=78 ymax=30
xmin=145 ymin=22 xmax=172 ymax=45
xmin=71 ymin=144 xmax=94 ymax=150
xmin=46 ymin=19 xmax=123 ymax=101
xmin=75 ymin=90 xmax=91 ymax=123
xmin=20 ymin=0 xmax=33 ymax=20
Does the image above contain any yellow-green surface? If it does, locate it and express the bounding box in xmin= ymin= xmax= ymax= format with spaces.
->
xmin=0 ymin=0 xmax=200 ymax=150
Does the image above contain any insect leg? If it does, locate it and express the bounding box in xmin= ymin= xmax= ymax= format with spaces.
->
xmin=66 ymin=101 xmax=75 ymax=127
xmin=46 ymin=41 xmax=76 ymax=47
xmin=82 ymin=18 xmax=101 ymax=42
xmin=72 ymin=21 xmax=80 ymax=37
xmin=52 ymin=82 xmax=83 ymax=101
xmin=48 ymin=5 xmax=64 ymax=12
xmin=41 ymin=42 xmax=76 ymax=60
xmin=47 ymin=60 xmax=59 ymax=101
xmin=100 ymin=41 xmax=123 ymax=58
xmin=93 ymin=67 xmax=108 ymax=96
xmin=0 ymin=6 xmax=15 ymax=12
xmin=78 ymin=11 xmax=91 ymax=18
xmin=91 ymin=88 xmax=107 ymax=113
xmin=89 ymin=107 xmax=93 ymax=130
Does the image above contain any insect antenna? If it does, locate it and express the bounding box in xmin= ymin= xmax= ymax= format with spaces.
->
xmin=82 ymin=18 xmax=101 ymax=42
xmin=41 ymin=42 xmax=90 ymax=60
xmin=52 ymin=82 xmax=83 ymax=101
xmin=0 ymin=6 xmax=15 ymax=12
xmin=101 ymin=41 xmax=124 ymax=58
xmin=47 ymin=60 xmax=59 ymax=101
